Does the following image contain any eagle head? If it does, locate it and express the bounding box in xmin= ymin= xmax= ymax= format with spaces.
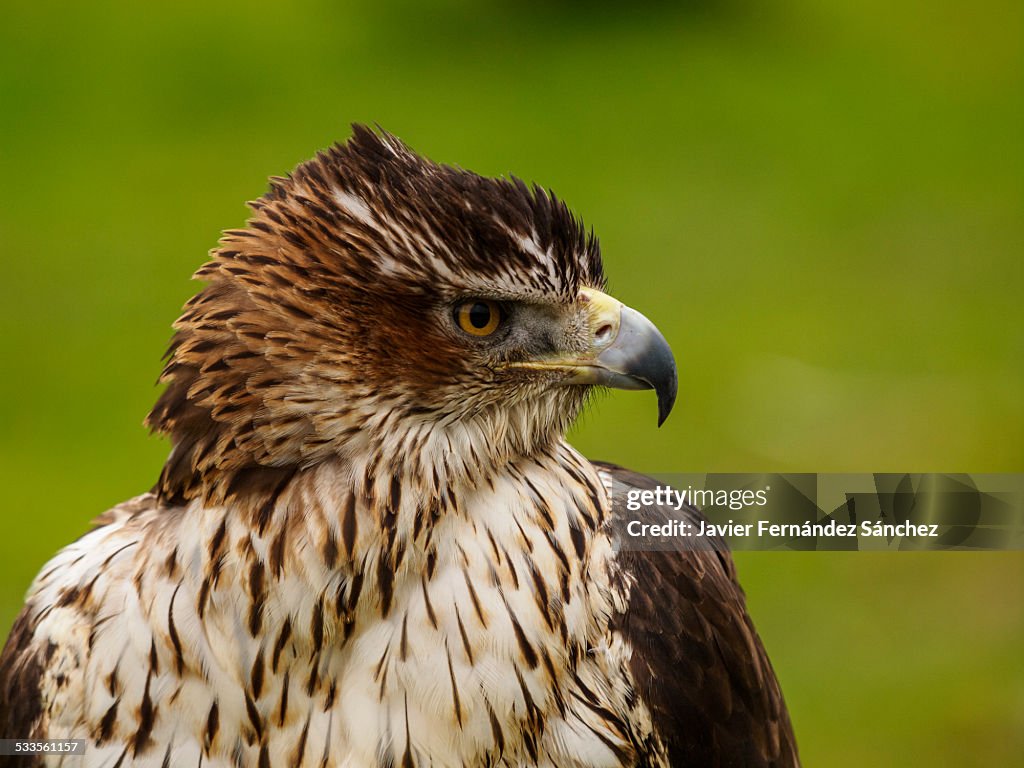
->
xmin=147 ymin=126 xmax=676 ymax=503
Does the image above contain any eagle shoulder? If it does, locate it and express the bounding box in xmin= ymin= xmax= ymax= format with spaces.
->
xmin=0 ymin=608 xmax=46 ymax=768
xmin=0 ymin=494 xmax=155 ymax=767
xmin=593 ymin=461 xmax=800 ymax=767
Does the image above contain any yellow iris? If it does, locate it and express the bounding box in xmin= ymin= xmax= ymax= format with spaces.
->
xmin=456 ymin=300 xmax=501 ymax=336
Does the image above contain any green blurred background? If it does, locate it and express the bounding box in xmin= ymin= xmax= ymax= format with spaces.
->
xmin=1 ymin=0 xmax=1021 ymax=764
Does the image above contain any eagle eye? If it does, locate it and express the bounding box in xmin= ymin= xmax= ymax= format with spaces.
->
xmin=455 ymin=300 xmax=502 ymax=337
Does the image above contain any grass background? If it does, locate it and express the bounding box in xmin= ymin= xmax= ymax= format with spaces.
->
xmin=1 ymin=0 xmax=1021 ymax=763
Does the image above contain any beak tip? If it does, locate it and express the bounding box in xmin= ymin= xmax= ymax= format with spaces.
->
xmin=655 ymin=379 xmax=677 ymax=427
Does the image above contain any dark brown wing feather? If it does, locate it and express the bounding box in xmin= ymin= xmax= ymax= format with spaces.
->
xmin=595 ymin=462 xmax=800 ymax=767
xmin=0 ymin=607 xmax=46 ymax=768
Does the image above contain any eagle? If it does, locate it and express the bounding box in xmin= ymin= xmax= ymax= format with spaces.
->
xmin=0 ymin=126 xmax=798 ymax=767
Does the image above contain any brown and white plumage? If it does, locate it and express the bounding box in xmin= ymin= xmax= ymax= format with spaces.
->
xmin=0 ymin=126 xmax=798 ymax=767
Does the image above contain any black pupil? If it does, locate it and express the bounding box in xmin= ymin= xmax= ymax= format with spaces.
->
xmin=468 ymin=303 xmax=492 ymax=329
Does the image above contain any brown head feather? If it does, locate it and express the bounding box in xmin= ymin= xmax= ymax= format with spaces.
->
xmin=147 ymin=125 xmax=604 ymax=504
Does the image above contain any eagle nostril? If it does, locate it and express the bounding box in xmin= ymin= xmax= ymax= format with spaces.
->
xmin=594 ymin=324 xmax=614 ymax=346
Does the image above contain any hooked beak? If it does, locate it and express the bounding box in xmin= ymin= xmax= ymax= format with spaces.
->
xmin=507 ymin=287 xmax=678 ymax=426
